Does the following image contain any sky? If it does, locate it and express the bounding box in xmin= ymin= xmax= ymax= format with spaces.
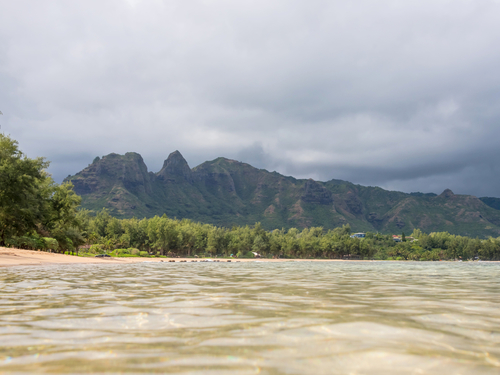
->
xmin=1 ymin=0 xmax=500 ymax=197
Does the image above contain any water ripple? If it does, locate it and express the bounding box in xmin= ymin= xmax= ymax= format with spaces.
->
xmin=1 ymin=261 xmax=499 ymax=374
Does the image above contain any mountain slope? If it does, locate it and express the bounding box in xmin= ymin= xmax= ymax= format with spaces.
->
xmin=480 ymin=197 xmax=500 ymax=211
xmin=65 ymin=151 xmax=500 ymax=237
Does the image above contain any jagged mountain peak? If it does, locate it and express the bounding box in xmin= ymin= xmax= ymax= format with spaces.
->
xmin=99 ymin=152 xmax=144 ymax=161
xmin=439 ymin=189 xmax=455 ymax=198
xmin=162 ymin=150 xmax=187 ymax=167
xmin=162 ymin=150 xmax=191 ymax=170
xmin=71 ymin=151 xmax=148 ymax=178
xmin=65 ymin=151 xmax=152 ymax=200
xmin=157 ymin=150 xmax=192 ymax=181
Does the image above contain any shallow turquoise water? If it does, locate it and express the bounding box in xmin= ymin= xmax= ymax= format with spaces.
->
xmin=1 ymin=261 xmax=499 ymax=374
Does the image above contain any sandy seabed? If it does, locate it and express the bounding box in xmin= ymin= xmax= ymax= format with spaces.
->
xmin=0 ymin=247 xmax=349 ymax=267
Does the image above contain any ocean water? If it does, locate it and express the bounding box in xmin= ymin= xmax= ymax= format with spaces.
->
xmin=1 ymin=261 xmax=499 ymax=374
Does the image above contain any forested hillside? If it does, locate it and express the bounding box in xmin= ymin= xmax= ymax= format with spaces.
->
xmin=481 ymin=197 xmax=500 ymax=211
xmin=65 ymin=151 xmax=500 ymax=238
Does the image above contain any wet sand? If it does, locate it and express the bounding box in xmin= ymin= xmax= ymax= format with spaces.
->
xmin=0 ymin=247 xmax=348 ymax=267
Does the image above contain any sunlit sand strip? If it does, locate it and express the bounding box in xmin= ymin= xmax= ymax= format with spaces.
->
xmin=0 ymin=247 xmax=350 ymax=267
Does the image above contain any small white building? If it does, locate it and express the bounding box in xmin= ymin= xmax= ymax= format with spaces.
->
xmin=350 ymin=233 xmax=366 ymax=239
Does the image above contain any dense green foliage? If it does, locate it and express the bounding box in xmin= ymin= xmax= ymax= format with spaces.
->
xmin=77 ymin=211 xmax=371 ymax=259
xmin=0 ymin=134 xmax=82 ymax=250
xmin=72 ymin=211 xmax=500 ymax=260
xmin=2 ymin=134 xmax=500 ymax=261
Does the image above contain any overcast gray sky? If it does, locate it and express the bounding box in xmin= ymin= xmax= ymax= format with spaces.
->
xmin=1 ymin=0 xmax=500 ymax=197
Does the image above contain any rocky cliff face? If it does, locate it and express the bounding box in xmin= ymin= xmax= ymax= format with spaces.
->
xmin=71 ymin=153 xmax=151 ymax=195
xmin=68 ymin=152 xmax=155 ymax=216
xmin=157 ymin=151 xmax=193 ymax=183
xmin=301 ymin=180 xmax=333 ymax=205
xmin=65 ymin=151 xmax=500 ymax=237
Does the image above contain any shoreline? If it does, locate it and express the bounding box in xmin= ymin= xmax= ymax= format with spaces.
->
xmin=0 ymin=247 xmax=351 ymax=267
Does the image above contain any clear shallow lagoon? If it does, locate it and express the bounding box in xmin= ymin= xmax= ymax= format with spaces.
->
xmin=1 ymin=261 xmax=500 ymax=374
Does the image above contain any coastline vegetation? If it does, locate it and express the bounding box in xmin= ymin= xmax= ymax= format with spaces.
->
xmin=2 ymin=133 xmax=500 ymax=261
xmin=76 ymin=212 xmax=500 ymax=261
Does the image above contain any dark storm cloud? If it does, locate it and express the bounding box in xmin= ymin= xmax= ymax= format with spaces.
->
xmin=1 ymin=0 xmax=500 ymax=196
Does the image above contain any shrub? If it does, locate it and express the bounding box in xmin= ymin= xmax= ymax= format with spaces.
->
xmin=139 ymin=251 xmax=149 ymax=257
xmin=7 ymin=234 xmax=47 ymax=251
xmin=5 ymin=237 xmax=19 ymax=248
xmin=89 ymin=244 xmax=105 ymax=255
xmin=44 ymin=237 xmax=59 ymax=251
xmin=16 ymin=236 xmax=36 ymax=250
xmin=31 ymin=234 xmax=47 ymax=250
xmin=129 ymin=248 xmax=140 ymax=256
xmin=236 ymin=251 xmax=254 ymax=258
xmin=117 ymin=249 xmax=130 ymax=256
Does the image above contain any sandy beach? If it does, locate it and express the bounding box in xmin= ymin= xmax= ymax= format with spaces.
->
xmin=0 ymin=247 xmax=149 ymax=267
xmin=0 ymin=247 xmax=350 ymax=267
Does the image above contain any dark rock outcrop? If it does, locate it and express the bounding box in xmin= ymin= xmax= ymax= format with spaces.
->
xmin=301 ymin=180 xmax=333 ymax=205
xmin=439 ymin=189 xmax=455 ymax=198
xmin=157 ymin=151 xmax=193 ymax=183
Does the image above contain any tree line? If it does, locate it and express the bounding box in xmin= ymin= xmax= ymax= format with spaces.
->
xmin=2 ymin=133 xmax=500 ymax=260
xmin=77 ymin=210 xmax=371 ymax=259
xmin=75 ymin=212 xmax=500 ymax=260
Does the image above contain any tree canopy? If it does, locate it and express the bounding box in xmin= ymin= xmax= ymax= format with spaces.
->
xmin=0 ymin=133 xmax=81 ymax=247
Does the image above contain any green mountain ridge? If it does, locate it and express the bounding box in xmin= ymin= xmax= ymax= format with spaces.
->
xmin=64 ymin=151 xmax=500 ymax=238
xmin=480 ymin=197 xmax=500 ymax=211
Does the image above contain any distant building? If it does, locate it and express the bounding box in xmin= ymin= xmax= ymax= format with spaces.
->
xmin=393 ymin=235 xmax=401 ymax=242
xmin=350 ymin=233 xmax=366 ymax=238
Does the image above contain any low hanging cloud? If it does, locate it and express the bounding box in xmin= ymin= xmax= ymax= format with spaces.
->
xmin=1 ymin=0 xmax=500 ymax=197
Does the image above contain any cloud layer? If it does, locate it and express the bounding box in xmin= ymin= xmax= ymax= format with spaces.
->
xmin=1 ymin=0 xmax=500 ymax=196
